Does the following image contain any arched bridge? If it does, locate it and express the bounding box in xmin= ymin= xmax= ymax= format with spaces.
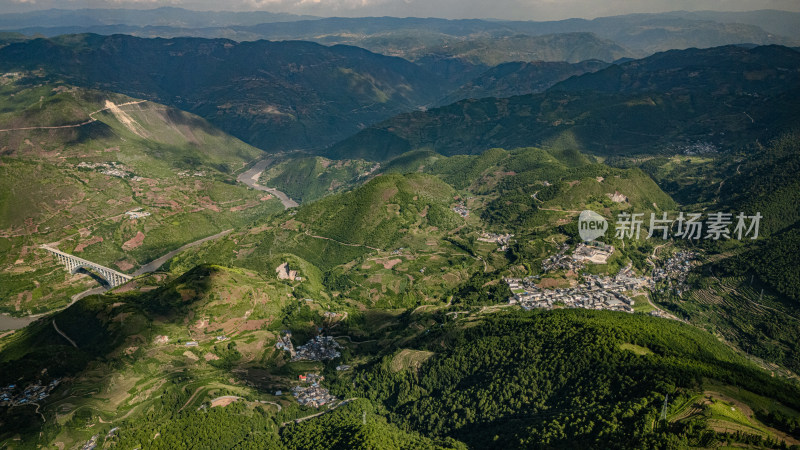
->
xmin=40 ymin=245 xmax=132 ymax=288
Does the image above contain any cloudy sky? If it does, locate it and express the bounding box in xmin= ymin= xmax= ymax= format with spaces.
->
xmin=2 ymin=0 xmax=799 ymax=20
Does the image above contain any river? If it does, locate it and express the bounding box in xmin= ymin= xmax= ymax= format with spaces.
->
xmin=2 ymin=159 xmax=294 ymax=331
xmin=0 ymin=314 xmax=36 ymax=331
xmin=236 ymin=159 xmax=299 ymax=209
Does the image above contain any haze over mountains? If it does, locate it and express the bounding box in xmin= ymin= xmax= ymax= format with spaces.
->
xmin=2 ymin=6 xmax=800 ymax=449
xmin=2 ymin=8 xmax=798 ymax=71
xmin=0 ymin=34 xmax=447 ymax=152
xmin=330 ymin=45 xmax=800 ymax=160
xmin=2 ymin=34 xmax=798 ymax=157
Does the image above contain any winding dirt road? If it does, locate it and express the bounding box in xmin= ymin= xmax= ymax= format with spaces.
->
xmin=52 ymin=320 xmax=78 ymax=348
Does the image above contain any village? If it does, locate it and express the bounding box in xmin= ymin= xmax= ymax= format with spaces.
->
xmin=273 ymin=331 xmax=343 ymax=408
xmin=452 ymin=203 xmax=469 ymax=218
xmin=0 ymin=379 xmax=61 ymax=407
xmin=292 ymin=373 xmax=338 ymax=408
xmin=292 ymin=335 xmax=342 ymax=362
xmin=652 ymin=251 xmax=696 ymax=296
xmin=506 ymin=269 xmax=648 ymax=313
xmin=76 ymin=161 xmax=134 ymax=179
xmin=508 ymin=241 xmax=653 ymax=314
xmin=478 ymin=232 xmax=514 ymax=251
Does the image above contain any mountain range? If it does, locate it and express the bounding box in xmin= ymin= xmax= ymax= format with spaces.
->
xmin=0 ymin=34 xmax=445 ymax=152
xmin=1 ymin=9 xmax=800 ymax=449
xmin=329 ymin=45 xmax=800 ymax=160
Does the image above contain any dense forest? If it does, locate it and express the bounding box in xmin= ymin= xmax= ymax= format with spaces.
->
xmin=328 ymin=310 xmax=800 ymax=449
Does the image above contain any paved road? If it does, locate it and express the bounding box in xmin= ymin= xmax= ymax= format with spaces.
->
xmin=281 ymin=398 xmax=358 ymax=427
xmin=71 ymin=286 xmax=108 ymax=303
xmin=237 ymin=159 xmax=298 ymax=209
xmin=132 ymin=229 xmax=233 ymax=276
xmin=66 ymin=229 xmax=233 ymax=308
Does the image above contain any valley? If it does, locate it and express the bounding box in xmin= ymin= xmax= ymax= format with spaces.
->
xmin=0 ymin=7 xmax=799 ymax=450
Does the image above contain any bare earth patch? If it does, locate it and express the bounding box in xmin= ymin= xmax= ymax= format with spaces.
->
xmin=74 ymin=236 xmax=104 ymax=252
xmin=538 ymin=278 xmax=563 ymax=289
xmin=211 ymin=396 xmax=239 ymax=408
xmin=381 ymin=258 xmax=402 ymax=269
xmin=239 ymin=319 xmax=270 ymax=331
xmin=15 ymin=290 xmax=32 ymax=311
xmin=115 ymin=260 xmax=135 ymax=271
xmin=122 ymin=231 xmax=146 ymax=250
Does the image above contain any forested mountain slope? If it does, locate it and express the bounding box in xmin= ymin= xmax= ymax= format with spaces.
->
xmin=0 ymin=34 xmax=446 ymax=152
xmin=328 ymin=45 xmax=800 ymax=160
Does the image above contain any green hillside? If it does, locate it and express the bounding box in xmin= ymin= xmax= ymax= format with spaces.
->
xmin=0 ymin=35 xmax=799 ymax=450
xmin=3 ymin=265 xmax=799 ymax=449
xmin=294 ymin=173 xmax=460 ymax=250
xmin=607 ymin=133 xmax=800 ymax=375
xmin=440 ymin=59 xmax=609 ymax=105
xmin=0 ymin=77 xmax=284 ymax=315
xmin=258 ymin=156 xmax=377 ymax=203
xmin=0 ymin=34 xmax=446 ymax=152
xmin=328 ymin=45 xmax=800 ymax=161
xmin=328 ymin=310 xmax=800 ymax=448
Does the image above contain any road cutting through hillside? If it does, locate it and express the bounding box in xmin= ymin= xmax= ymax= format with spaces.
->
xmin=0 ymin=100 xmax=148 ymax=133
xmin=52 ymin=320 xmax=78 ymax=348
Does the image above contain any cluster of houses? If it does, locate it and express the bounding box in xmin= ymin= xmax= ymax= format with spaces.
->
xmin=292 ymin=335 xmax=342 ymax=361
xmin=572 ymin=242 xmax=614 ymax=264
xmin=275 ymin=331 xmax=296 ymax=357
xmin=81 ymin=434 xmax=99 ymax=450
xmin=293 ymin=373 xmax=337 ymax=408
xmin=652 ymin=251 xmax=695 ymax=296
xmin=0 ymin=379 xmax=61 ymax=407
xmin=452 ymin=203 xmax=469 ymax=218
xmin=541 ymin=243 xmax=584 ymax=272
xmin=176 ymin=170 xmax=206 ymax=177
xmin=124 ymin=208 xmax=151 ymax=220
xmin=478 ymin=233 xmax=514 ymax=251
xmin=542 ymin=242 xmax=616 ymax=272
xmin=76 ymin=161 xmax=133 ymax=178
xmin=507 ymin=270 xmax=651 ymax=313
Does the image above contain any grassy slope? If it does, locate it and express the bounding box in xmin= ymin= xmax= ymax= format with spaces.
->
xmin=3 ymin=267 xmax=798 ymax=449
xmin=0 ymin=78 xmax=284 ymax=315
xmin=258 ymin=155 xmax=377 ymax=203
